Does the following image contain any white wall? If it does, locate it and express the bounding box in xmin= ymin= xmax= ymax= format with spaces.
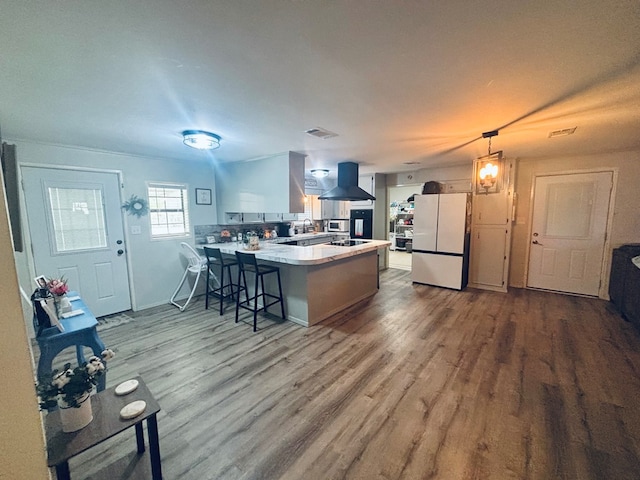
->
xmin=12 ymin=140 xmax=217 ymax=313
xmin=510 ymin=151 xmax=640 ymax=289
xmin=0 ymin=166 xmax=50 ymax=478
xmin=387 ymin=152 xmax=640 ymax=293
xmin=387 ymin=164 xmax=473 ymax=188
xmin=388 ymin=185 xmax=422 ymax=204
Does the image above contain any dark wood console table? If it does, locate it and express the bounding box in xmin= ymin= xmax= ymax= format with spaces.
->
xmin=44 ymin=376 xmax=162 ymax=479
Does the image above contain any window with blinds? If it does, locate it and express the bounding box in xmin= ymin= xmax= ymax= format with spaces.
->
xmin=147 ymin=183 xmax=190 ymax=238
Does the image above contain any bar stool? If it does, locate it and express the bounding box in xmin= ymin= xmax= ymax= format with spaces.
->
xmin=203 ymin=246 xmax=241 ymax=315
xmin=235 ymin=251 xmax=285 ymax=332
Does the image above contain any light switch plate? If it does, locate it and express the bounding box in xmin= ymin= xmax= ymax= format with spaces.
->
xmin=131 ymin=225 xmax=142 ymax=234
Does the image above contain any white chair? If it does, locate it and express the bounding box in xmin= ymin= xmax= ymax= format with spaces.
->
xmin=170 ymin=242 xmax=211 ymax=311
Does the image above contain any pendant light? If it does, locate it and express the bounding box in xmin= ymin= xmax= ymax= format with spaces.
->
xmin=475 ymin=130 xmax=502 ymax=194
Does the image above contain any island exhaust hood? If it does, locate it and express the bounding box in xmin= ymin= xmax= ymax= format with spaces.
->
xmin=318 ymin=161 xmax=376 ymax=201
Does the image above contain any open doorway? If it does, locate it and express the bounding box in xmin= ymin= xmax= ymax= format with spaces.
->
xmin=387 ymin=184 xmax=421 ymax=271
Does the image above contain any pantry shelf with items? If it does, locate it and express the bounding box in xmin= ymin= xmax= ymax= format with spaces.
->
xmin=389 ymin=201 xmax=414 ymax=251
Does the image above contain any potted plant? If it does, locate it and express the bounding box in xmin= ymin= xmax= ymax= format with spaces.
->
xmin=45 ymin=276 xmax=72 ymax=314
xmin=36 ymin=349 xmax=115 ymax=432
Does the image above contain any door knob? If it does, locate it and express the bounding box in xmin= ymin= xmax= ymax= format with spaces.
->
xmin=532 ymin=240 xmax=543 ymax=245
xmin=116 ymin=240 xmax=123 ymax=245
xmin=117 ymin=249 xmax=124 ymax=255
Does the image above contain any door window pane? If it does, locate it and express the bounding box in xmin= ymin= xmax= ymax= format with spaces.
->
xmin=48 ymin=187 xmax=107 ymax=252
xmin=545 ymin=182 xmax=593 ymax=238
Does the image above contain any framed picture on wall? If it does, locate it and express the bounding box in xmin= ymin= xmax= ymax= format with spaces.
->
xmin=195 ymin=188 xmax=212 ymax=205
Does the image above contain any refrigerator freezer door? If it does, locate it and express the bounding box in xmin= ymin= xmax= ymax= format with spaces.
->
xmin=436 ymin=193 xmax=468 ymax=254
xmin=412 ymin=194 xmax=439 ymax=251
xmin=411 ymin=252 xmax=464 ymax=290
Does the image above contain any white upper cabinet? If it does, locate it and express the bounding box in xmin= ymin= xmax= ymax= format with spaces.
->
xmin=473 ymin=193 xmax=509 ymax=225
xmin=310 ymin=195 xmax=322 ymax=221
xmin=242 ymin=212 xmax=264 ymax=223
xmin=264 ymin=213 xmax=283 ymax=222
xmin=321 ymin=200 xmax=349 ymax=219
xmin=215 ymin=151 xmax=305 ymax=217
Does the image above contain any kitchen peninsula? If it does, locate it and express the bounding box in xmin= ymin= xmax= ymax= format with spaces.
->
xmin=204 ymin=238 xmax=390 ymax=327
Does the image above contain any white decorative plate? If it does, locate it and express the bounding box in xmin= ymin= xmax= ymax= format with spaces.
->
xmin=114 ymin=379 xmax=139 ymax=396
xmin=120 ymin=400 xmax=146 ymax=420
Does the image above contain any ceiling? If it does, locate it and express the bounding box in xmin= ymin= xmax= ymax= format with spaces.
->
xmin=2 ymin=1 xmax=640 ymax=177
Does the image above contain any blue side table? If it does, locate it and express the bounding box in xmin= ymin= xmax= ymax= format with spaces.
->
xmin=35 ymin=292 xmax=107 ymax=392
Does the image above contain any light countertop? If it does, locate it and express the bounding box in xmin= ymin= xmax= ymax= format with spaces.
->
xmin=199 ymin=239 xmax=391 ymax=266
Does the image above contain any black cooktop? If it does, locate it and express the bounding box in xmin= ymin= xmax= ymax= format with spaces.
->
xmin=329 ymin=239 xmax=371 ymax=247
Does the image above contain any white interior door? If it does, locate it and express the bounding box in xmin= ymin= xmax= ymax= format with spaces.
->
xmin=22 ymin=167 xmax=131 ymax=317
xmin=527 ymin=171 xmax=612 ymax=296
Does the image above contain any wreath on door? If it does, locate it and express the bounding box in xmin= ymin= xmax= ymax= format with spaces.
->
xmin=121 ymin=194 xmax=149 ymax=217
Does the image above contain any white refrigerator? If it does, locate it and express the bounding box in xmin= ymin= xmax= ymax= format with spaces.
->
xmin=410 ymin=193 xmax=471 ymax=290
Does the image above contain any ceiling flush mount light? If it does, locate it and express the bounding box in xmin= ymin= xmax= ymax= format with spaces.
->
xmin=182 ymin=130 xmax=221 ymax=150
xmin=310 ymin=168 xmax=329 ymax=178
xmin=475 ymin=130 xmax=503 ymax=194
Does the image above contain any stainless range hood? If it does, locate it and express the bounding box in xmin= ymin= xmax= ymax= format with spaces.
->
xmin=318 ymin=161 xmax=375 ymax=201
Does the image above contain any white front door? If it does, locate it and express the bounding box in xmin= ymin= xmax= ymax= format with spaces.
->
xmin=527 ymin=171 xmax=612 ymax=296
xmin=22 ymin=166 xmax=131 ymax=317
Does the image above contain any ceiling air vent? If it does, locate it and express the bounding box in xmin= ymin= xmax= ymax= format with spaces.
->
xmin=548 ymin=127 xmax=577 ymax=138
xmin=304 ymin=127 xmax=338 ymax=140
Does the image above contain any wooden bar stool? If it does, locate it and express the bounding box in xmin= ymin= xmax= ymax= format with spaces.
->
xmin=235 ymin=251 xmax=285 ymax=332
xmin=203 ymin=246 xmax=241 ymax=315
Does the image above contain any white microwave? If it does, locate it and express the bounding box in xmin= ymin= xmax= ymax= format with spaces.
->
xmin=327 ymin=219 xmax=349 ymax=232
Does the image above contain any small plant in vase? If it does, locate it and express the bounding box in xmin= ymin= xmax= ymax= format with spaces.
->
xmin=46 ymin=277 xmax=69 ymax=297
xmin=46 ymin=277 xmax=72 ymax=314
xmin=36 ymin=349 xmax=115 ymax=432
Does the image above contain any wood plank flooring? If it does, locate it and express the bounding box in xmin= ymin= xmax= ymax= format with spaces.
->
xmin=44 ymin=269 xmax=640 ymax=479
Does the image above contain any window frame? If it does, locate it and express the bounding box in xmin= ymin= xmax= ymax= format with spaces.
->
xmin=146 ymin=182 xmax=191 ymax=240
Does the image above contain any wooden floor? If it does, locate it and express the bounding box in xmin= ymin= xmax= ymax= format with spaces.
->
xmin=46 ymin=269 xmax=640 ymax=480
